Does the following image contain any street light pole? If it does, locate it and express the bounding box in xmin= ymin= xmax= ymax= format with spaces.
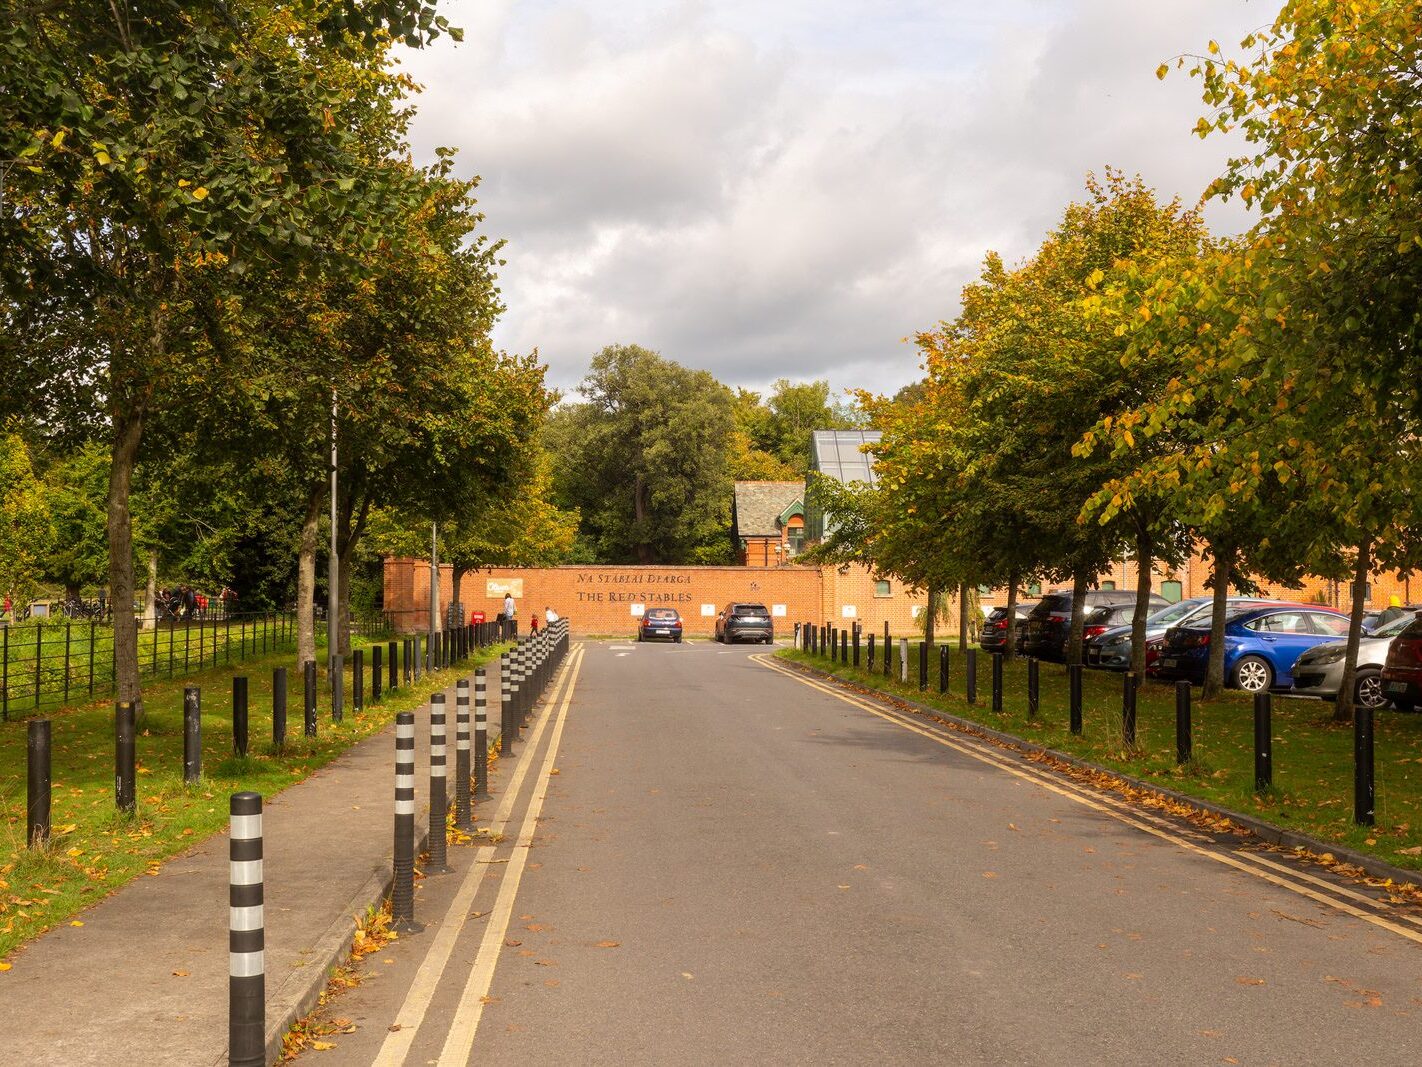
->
xmin=429 ymin=522 xmax=439 ymax=638
xmin=328 ymin=393 xmax=339 ymax=673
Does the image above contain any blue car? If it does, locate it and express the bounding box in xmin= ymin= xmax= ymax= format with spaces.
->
xmin=1153 ymin=604 xmax=1352 ymax=692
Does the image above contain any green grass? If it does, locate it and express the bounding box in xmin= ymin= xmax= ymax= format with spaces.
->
xmin=0 ymin=635 xmax=508 ymax=961
xmin=781 ymin=642 xmax=1422 ymax=874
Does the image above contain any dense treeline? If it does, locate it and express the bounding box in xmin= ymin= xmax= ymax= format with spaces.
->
xmin=821 ymin=0 xmax=1422 ymax=723
xmin=0 ymin=1 xmax=572 ymax=713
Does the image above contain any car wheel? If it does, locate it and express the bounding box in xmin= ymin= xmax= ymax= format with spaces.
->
xmin=1232 ymin=655 xmax=1273 ymax=693
xmin=1355 ymin=668 xmax=1387 ymax=709
xmin=674 ymin=636 xmax=682 ymax=643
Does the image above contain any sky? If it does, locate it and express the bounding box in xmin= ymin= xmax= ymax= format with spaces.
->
xmin=399 ymin=1 xmax=1271 ymax=400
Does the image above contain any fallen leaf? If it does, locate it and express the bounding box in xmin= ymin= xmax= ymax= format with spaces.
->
xmin=387 ymin=1024 xmax=402 ymax=1032
xmin=504 ymin=939 xmax=522 ymax=947
xmin=172 ymin=970 xmax=189 ymax=977
xmin=0 ymin=962 xmax=12 ymax=971
xmin=982 ymin=871 xmax=998 ymax=879
xmin=544 ymin=978 xmax=561 ymax=987
xmin=1235 ymin=977 xmax=1266 ymax=986
xmin=594 ymin=940 xmax=620 ymax=949
xmin=1008 ymin=823 xmax=1019 ymax=832
xmin=311 ymin=1041 xmax=335 ymax=1051
xmin=70 ymin=921 xmax=84 ymax=928
xmin=549 ymin=769 xmax=560 ymax=776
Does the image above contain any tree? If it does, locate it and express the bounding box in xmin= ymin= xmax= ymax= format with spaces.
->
xmin=0 ymin=431 xmax=53 ymax=609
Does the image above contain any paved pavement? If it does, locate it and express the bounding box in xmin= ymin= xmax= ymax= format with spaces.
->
xmin=303 ymin=639 xmax=1422 ymax=1066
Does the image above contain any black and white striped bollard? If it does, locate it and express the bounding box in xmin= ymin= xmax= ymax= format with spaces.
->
xmin=455 ymin=678 xmax=473 ymax=830
xmin=228 ymin=791 xmax=264 ymax=1067
xmin=500 ymin=652 xmax=516 ymax=757
xmin=428 ymin=693 xmax=451 ymax=873
xmin=474 ymin=668 xmax=490 ymax=799
xmin=392 ymin=712 xmax=421 ymax=932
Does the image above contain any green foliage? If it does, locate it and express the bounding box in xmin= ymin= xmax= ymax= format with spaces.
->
xmin=0 ymin=431 xmax=53 ymax=605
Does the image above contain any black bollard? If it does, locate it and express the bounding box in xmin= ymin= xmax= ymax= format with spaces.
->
xmin=1069 ymin=664 xmax=1083 ymax=735
xmin=413 ymin=636 xmax=422 ymax=683
xmin=840 ymin=629 xmax=848 ymax=665
xmin=303 ymin=660 xmax=317 ymax=738
xmin=1122 ymin=672 xmax=1137 ymax=747
xmin=428 ymin=693 xmax=451 ymax=873
xmin=371 ymin=645 xmax=383 ymax=704
xmin=27 ymin=719 xmax=51 ymax=847
xmin=271 ymin=669 xmax=286 ymax=751
xmin=331 ymin=654 xmax=344 ymax=723
xmin=403 ymin=638 xmax=412 ymax=685
xmin=966 ymin=649 xmax=978 ymax=705
xmin=991 ymin=653 xmax=1003 ymax=712
xmin=868 ymin=633 xmax=876 ymax=672
xmin=1354 ymin=701 xmax=1375 ymax=825
xmin=232 ymin=676 xmax=249 ymax=758
xmin=353 ymin=649 xmax=364 ymax=712
xmin=116 ymin=700 xmax=136 ymax=813
xmin=883 ymin=622 xmax=890 ymax=675
xmin=853 ymin=624 xmax=861 ymax=667
xmin=1176 ymin=681 xmax=1192 ymax=764
xmin=500 ymin=653 xmax=516 ymax=757
xmin=939 ymin=644 xmax=949 ymax=694
xmin=454 ymin=678 xmax=472 ymax=829
xmin=1027 ymin=658 xmax=1039 ymax=718
xmin=1249 ymin=690 xmax=1272 ymax=791
xmin=389 ymin=639 xmax=399 ymax=692
xmin=391 ymin=712 xmax=421 ymax=932
xmin=918 ymin=641 xmax=928 ymax=691
xmin=474 ymin=668 xmax=490 ymax=799
xmin=184 ymin=686 xmax=202 ymax=782
xmin=228 ymin=791 xmax=265 ymax=1067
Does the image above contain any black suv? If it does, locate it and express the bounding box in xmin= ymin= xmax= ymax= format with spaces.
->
xmin=715 ymin=602 xmax=774 ymax=644
xmin=1023 ymin=590 xmax=1169 ymax=661
xmin=980 ymin=601 xmax=1037 ymax=653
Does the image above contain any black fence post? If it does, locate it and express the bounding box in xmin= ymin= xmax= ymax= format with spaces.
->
xmin=455 ymin=679 xmax=473 ymax=831
xmin=1122 ymin=672 xmax=1137 ymax=747
xmin=966 ymin=649 xmax=978 ymax=705
xmin=1069 ymin=664 xmax=1083 ymax=734
xmin=474 ymin=667 xmax=490 ymax=799
xmin=428 ymin=693 xmax=451 ymax=873
xmin=1254 ymin=691 xmax=1273 ymax=792
xmin=272 ymin=669 xmax=287 ymax=751
xmin=1354 ymin=702 xmax=1375 ymax=825
xmin=991 ymin=653 xmax=1003 ymax=712
xmin=392 ymin=712 xmax=422 ymax=932
xmin=184 ymin=687 xmax=201 ymax=782
xmin=303 ymin=661 xmax=317 ymax=738
xmin=939 ymin=645 xmax=949 ymax=694
xmin=232 ymin=676 xmax=249 ymax=758
xmin=353 ymin=649 xmax=364 ymax=712
xmin=1175 ymin=681 xmax=1192 ymax=765
xmin=228 ymin=791 xmax=265 ymax=1067
xmin=1027 ymin=658 xmax=1039 ymax=718
xmin=27 ymin=719 xmax=51 ymax=847
xmin=116 ymin=700 xmax=136 ymax=813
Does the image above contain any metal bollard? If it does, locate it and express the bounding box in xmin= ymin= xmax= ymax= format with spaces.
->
xmin=390 ymin=639 xmax=400 ymax=691
xmin=184 ymin=686 xmax=202 ymax=782
xmin=228 ymin=791 xmax=265 ymax=1067
xmin=232 ymin=676 xmax=249 ymax=757
xmin=303 ymin=660 xmax=317 ymax=738
xmin=372 ymin=645 xmax=383 ymax=704
xmin=918 ymin=641 xmax=928 ymax=691
xmin=1069 ymin=664 xmax=1083 ymax=734
xmin=898 ymin=638 xmax=909 ymax=683
xmin=853 ymin=625 xmax=861 ymax=667
xmin=1253 ymin=691 xmax=1273 ymax=792
xmin=331 ymin=654 xmax=344 ymax=722
xmin=413 ymin=636 xmax=422 ymax=682
xmin=403 ymin=638 xmax=412 ymax=685
xmin=474 ymin=668 xmax=490 ymax=799
xmin=867 ymin=633 xmax=876 ymax=671
xmin=27 ymin=719 xmax=51 ymax=847
xmin=116 ymin=700 xmax=136 ymax=813
xmin=500 ymin=653 xmax=516 ymax=757
xmin=1176 ymin=681 xmax=1192 ymax=764
xmin=840 ymin=629 xmax=848 ymax=664
xmin=1122 ymin=672 xmax=1137 ymax=747
xmin=991 ymin=653 xmax=1003 ymax=712
xmin=966 ymin=649 xmax=978 ymax=705
xmin=516 ymin=643 xmax=529 ymax=727
xmin=1354 ymin=700 xmax=1374 ymax=825
xmin=392 ymin=712 xmax=422 ymax=932
xmin=428 ymin=694 xmax=451 ymax=873
xmin=272 ymin=669 xmax=286 ymax=751
xmin=353 ymin=649 xmax=364 ymax=712
xmin=455 ymin=679 xmax=473 ymax=830
xmin=1027 ymin=658 xmax=1039 ymax=718
xmin=939 ymin=644 xmax=949 ymax=694
xmin=883 ymin=622 xmax=890 ymax=677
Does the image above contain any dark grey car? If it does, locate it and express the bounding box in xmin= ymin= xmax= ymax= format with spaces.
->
xmin=715 ymin=602 xmax=774 ymax=644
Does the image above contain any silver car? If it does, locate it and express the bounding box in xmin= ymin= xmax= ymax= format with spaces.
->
xmin=1290 ymin=613 xmax=1413 ymax=708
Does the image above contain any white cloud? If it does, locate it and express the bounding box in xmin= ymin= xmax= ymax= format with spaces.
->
xmin=402 ymin=0 xmax=1268 ymax=398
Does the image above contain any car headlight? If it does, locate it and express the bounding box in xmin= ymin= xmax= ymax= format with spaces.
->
xmin=1306 ymin=645 xmax=1346 ymax=665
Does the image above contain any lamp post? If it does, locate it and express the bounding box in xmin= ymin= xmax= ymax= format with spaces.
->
xmin=328 ymin=393 xmax=338 ymax=674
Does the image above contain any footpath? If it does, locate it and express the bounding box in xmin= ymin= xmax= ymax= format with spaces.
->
xmin=0 ymin=661 xmax=509 ymax=1067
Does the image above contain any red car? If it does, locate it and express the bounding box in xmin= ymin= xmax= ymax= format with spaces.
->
xmin=1381 ymin=613 xmax=1422 ymax=711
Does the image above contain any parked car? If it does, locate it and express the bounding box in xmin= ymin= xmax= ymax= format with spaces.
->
xmin=715 ymin=602 xmax=774 ymax=644
xmin=1154 ymin=604 xmax=1350 ymax=691
xmin=1023 ymin=589 xmax=1170 ymax=661
xmin=1086 ymin=596 xmax=1273 ymax=670
xmin=980 ymin=601 xmax=1037 ymax=653
xmin=637 ymin=607 xmax=684 ymax=643
xmin=1363 ymin=603 xmax=1422 ymax=634
xmin=1381 ymin=612 xmax=1422 ymax=711
xmin=1292 ymin=612 xmax=1414 ymax=708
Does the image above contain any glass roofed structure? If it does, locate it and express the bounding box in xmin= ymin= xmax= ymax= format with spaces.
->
xmin=806 ymin=429 xmax=881 ymax=541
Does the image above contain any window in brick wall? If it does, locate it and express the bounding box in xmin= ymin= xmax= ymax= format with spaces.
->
xmin=1100 ymin=580 xmax=1116 ymax=590
xmin=1027 ymin=582 xmax=1041 ymax=596
xmin=1161 ymin=580 xmax=1182 ymax=603
xmin=874 ymin=580 xmax=891 ymax=597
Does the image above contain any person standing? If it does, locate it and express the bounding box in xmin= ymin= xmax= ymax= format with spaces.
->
xmin=545 ymin=605 xmax=558 ymax=626
xmin=503 ymin=590 xmax=516 ymax=638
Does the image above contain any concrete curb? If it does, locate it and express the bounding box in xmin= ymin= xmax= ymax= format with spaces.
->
xmin=782 ymin=656 xmax=1422 ymax=890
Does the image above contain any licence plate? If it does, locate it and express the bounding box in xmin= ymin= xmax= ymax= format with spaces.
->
xmin=1387 ymin=681 xmax=1409 ymax=695
xmin=1162 ymin=658 xmax=1179 ymax=669
xmin=653 ymin=629 xmax=669 ymax=636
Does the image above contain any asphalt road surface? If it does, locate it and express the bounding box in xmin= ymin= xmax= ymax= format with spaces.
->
xmin=316 ymin=640 xmax=1422 ymax=1066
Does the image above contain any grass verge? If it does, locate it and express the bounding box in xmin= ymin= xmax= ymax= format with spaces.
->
xmin=0 ymin=637 xmax=508 ymax=961
xmin=779 ymin=643 xmax=1422 ymax=872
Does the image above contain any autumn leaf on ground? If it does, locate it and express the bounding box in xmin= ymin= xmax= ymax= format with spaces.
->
xmin=982 ymin=871 xmax=998 ymax=879
xmin=594 ymin=940 xmax=620 ymax=948
xmin=172 ymin=970 xmax=189 ymax=977
xmin=1235 ymin=977 xmax=1266 ymax=986
xmin=311 ymin=1040 xmax=335 ymax=1051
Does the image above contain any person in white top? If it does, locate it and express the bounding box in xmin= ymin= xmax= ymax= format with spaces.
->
xmin=545 ymin=606 xmax=559 ymax=624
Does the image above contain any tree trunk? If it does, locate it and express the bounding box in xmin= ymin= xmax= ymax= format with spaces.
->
xmin=1333 ymin=538 xmax=1373 ymax=724
xmin=295 ymin=487 xmax=322 ymax=669
xmin=108 ymin=409 xmax=145 ymax=719
xmin=958 ymin=582 xmax=969 ymax=652
xmin=451 ymin=563 xmax=466 ymax=626
xmin=1065 ymin=568 xmax=1089 ymax=666
xmin=1003 ymin=573 xmax=1019 ymax=662
xmin=633 ymin=472 xmax=653 ymax=564
xmin=143 ymin=550 xmax=157 ymax=630
xmin=924 ymin=583 xmax=936 ymax=650
xmin=1129 ymin=522 xmax=1153 ymax=679
xmin=1203 ymin=541 xmax=1234 ymax=701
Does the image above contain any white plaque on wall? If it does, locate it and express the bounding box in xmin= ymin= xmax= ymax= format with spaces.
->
xmin=772 ymin=604 xmax=787 ymax=617
xmin=630 ymin=603 xmax=645 ymax=617
xmin=701 ymin=603 xmax=716 ymax=616
xmin=911 ymin=605 xmax=923 ymax=619
xmin=841 ymin=605 xmax=857 ymax=618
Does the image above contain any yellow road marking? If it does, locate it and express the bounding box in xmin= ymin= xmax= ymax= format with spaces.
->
xmin=753 ymin=655 xmax=1422 ymax=948
xmin=373 ymin=644 xmax=585 ymax=1066
xmin=439 ymin=644 xmax=586 ymax=1062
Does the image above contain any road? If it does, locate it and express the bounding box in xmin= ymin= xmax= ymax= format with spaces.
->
xmin=316 ymin=639 xmax=1422 ymax=1065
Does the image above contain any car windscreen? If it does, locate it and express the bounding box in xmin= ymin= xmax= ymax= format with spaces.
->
xmin=1373 ymin=613 xmax=1416 ymax=638
xmin=1147 ymin=600 xmax=1202 ymax=626
xmin=732 ymin=605 xmax=768 ymax=616
xmin=646 ymin=609 xmax=679 ymax=620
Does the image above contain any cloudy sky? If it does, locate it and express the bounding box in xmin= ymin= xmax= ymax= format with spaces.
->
xmin=400 ymin=1 xmax=1269 ymax=399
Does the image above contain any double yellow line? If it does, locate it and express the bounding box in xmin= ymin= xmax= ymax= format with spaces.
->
xmin=752 ymin=654 xmax=1422 ymax=948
